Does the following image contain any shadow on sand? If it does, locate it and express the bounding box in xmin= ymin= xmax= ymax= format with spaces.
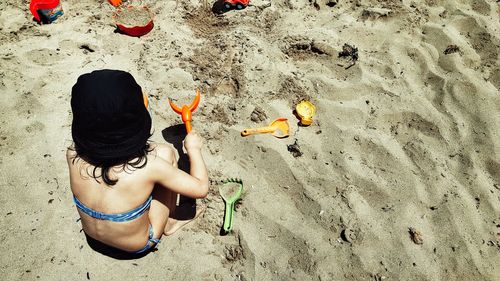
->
xmin=161 ymin=124 xmax=197 ymax=209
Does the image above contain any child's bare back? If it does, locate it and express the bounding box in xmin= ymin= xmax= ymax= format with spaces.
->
xmin=68 ymin=70 xmax=208 ymax=255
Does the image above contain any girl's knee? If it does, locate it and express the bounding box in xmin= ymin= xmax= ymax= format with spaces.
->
xmin=154 ymin=143 xmax=176 ymax=163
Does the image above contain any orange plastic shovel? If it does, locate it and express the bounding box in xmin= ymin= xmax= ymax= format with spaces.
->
xmin=241 ymin=118 xmax=290 ymax=138
xmin=168 ymin=90 xmax=201 ymax=133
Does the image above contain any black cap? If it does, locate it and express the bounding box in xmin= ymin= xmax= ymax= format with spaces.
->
xmin=71 ymin=69 xmax=151 ymax=164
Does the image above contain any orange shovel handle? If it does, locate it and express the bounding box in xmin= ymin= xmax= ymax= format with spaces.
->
xmin=179 ymin=106 xmax=193 ymax=133
xmin=185 ymin=121 xmax=192 ymax=133
xmin=241 ymin=126 xmax=276 ymax=136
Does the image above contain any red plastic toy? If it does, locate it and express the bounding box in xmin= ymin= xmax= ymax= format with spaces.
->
xmin=113 ymin=6 xmax=154 ymax=37
xmin=116 ymin=20 xmax=154 ymax=37
xmin=29 ymin=0 xmax=63 ymax=23
xmin=223 ymin=0 xmax=250 ymax=10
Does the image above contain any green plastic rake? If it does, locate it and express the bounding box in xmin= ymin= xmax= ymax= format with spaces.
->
xmin=219 ymin=178 xmax=243 ymax=234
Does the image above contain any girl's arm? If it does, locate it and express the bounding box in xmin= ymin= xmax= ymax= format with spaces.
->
xmin=148 ymin=131 xmax=209 ymax=198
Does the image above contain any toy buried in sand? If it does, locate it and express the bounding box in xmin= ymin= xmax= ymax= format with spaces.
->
xmin=219 ymin=178 xmax=243 ymax=234
xmin=296 ymin=101 xmax=316 ymax=126
xmin=241 ymin=118 xmax=290 ymax=138
xmin=168 ymin=90 xmax=201 ymax=133
xmin=108 ymin=0 xmax=122 ymax=7
xmin=113 ymin=6 xmax=154 ymax=37
xmin=224 ymin=0 xmax=250 ymax=10
xmin=29 ymin=0 xmax=63 ymax=24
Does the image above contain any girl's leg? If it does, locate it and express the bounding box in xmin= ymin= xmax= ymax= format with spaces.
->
xmin=148 ymin=144 xmax=178 ymax=238
xmin=149 ymin=184 xmax=177 ymax=237
xmin=148 ymin=144 xmax=203 ymax=237
xmin=164 ymin=202 xmax=205 ymax=236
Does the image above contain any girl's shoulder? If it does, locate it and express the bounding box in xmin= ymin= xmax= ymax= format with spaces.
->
xmin=66 ymin=146 xmax=77 ymax=163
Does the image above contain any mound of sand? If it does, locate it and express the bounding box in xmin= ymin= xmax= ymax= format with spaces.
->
xmin=0 ymin=0 xmax=498 ymax=280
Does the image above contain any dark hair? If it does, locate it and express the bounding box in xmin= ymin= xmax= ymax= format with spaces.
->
xmin=70 ymin=70 xmax=153 ymax=185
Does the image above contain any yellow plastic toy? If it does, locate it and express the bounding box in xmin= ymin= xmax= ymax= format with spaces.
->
xmin=296 ymin=101 xmax=316 ymax=126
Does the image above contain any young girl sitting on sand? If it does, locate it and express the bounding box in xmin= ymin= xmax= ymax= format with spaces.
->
xmin=67 ymin=69 xmax=208 ymax=254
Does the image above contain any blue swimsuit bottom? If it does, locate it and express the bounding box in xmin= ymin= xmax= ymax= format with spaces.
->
xmin=73 ymin=195 xmax=161 ymax=254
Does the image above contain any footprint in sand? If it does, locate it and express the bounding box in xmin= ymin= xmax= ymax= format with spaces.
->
xmin=24 ymin=48 xmax=65 ymax=66
xmin=14 ymin=91 xmax=43 ymax=117
xmin=449 ymin=16 xmax=498 ymax=67
xmin=25 ymin=121 xmax=45 ymax=134
xmin=470 ymin=0 xmax=492 ymax=16
xmin=249 ymin=211 xmax=318 ymax=277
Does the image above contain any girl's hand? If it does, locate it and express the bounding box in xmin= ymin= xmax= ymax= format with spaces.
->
xmin=183 ymin=130 xmax=203 ymax=152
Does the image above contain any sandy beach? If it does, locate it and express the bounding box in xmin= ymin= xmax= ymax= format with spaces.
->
xmin=0 ymin=0 xmax=499 ymax=280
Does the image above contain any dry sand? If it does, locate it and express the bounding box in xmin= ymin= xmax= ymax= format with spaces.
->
xmin=1 ymin=0 xmax=499 ymax=280
xmin=114 ymin=6 xmax=152 ymax=27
